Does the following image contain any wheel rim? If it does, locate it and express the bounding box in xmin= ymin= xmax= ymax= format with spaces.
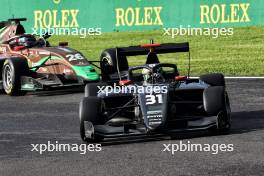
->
xmin=102 ymin=56 xmax=111 ymax=66
xmin=225 ymin=95 xmax=231 ymax=117
xmin=224 ymin=95 xmax=231 ymax=128
xmin=3 ymin=64 xmax=13 ymax=90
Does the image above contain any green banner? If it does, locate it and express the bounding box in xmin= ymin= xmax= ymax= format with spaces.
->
xmin=0 ymin=0 xmax=263 ymax=32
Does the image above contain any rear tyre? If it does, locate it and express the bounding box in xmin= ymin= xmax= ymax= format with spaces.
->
xmin=204 ymin=86 xmax=231 ymax=135
xmin=2 ymin=58 xmax=29 ymax=96
xmin=100 ymin=48 xmax=128 ymax=81
xmin=84 ymin=82 xmax=108 ymax=97
xmin=203 ymin=86 xmax=225 ymax=115
xmin=79 ymin=97 xmax=104 ymax=142
xmin=200 ymin=73 xmax=225 ymax=87
xmin=100 ymin=48 xmax=117 ymax=76
xmin=214 ymin=94 xmax=231 ymax=134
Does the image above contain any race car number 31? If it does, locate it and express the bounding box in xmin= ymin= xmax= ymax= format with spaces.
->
xmin=146 ymin=94 xmax=163 ymax=105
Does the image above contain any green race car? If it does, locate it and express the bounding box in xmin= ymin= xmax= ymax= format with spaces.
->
xmin=0 ymin=18 xmax=99 ymax=96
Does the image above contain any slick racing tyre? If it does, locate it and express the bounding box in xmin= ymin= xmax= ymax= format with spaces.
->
xmin=100 ymin=48 xmax=117 ymax=75
xmin=79 ymin=97 xmax=104 ymax=142
xmin=200 ymin=73 xmax=225 ymax=87
xmin=84 ymin=82 xmax=109 ymax=97
xmin=0 ymin=87 xmax=4 ymax=94
xmin=100 ymin=48 xmax=128 ymax=81
xmin=0 ymin=81 xmax=4 ymax=94
xmin=214 ymin=94 xmax=231 ymax=134
xmin=203 ymin=86 xmax=231 ymax=134
xmin=2 ymin=58 xmax=29 ymax=96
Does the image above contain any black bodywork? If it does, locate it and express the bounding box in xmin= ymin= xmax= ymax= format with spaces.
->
xmin=79 ymin=42 xmax=231 ymax=142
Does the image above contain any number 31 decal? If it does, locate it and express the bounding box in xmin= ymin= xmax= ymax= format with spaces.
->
xmin=145 ymin=94 xmax=163 ymax=105
xmin=66 ymin=53 xmax=85 ymax=62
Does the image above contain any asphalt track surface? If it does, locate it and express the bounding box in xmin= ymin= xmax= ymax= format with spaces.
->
xmin=0 ymin=79 xmax=263 ymax=176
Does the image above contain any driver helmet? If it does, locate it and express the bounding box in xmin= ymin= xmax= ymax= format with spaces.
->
xmin=17 ymin=35 xmax=36 ymax=47
xmin=142 ymin=68 xmax=152 ymax=83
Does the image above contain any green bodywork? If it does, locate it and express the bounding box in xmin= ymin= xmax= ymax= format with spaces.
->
xmin=21 ymin=55 xmax=100 ymax=91
xmin=30 ymin=55 xmax=99 ymax=80
xmin=72 ymin=65 xmax=99 ymax=81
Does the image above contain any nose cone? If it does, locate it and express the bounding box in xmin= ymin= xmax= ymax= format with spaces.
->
xmin=137 ymin=86 xmax=169 ymax=130
xmin=72 ymin=65 xmax=100 ymax=81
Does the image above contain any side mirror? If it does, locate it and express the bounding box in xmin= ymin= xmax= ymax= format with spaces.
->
xmin=13 ymin=45 xmax=26 ymax=51
xmin=175 ymin=76 xmax=187 ymax=81
xmin=59 ymin=42 xmax=68 ymax=47
xmin=119 ymin=79 xmax=133 ymax=86
xmin=42 ymin=33 xmax=51 ymax=39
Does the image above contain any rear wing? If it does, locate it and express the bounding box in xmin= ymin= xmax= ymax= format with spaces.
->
xmin=0 ymin=18 xmax=27 ymax=43
xmin=115 ymin=42 xmax=191 ymax=79
xmin=117 ymin=42 xmax=189 ymax=56
xmin=0 ymin=18 xmax=27 ymax=28
xmin=7 ymin=18 xmax=27 ymax=23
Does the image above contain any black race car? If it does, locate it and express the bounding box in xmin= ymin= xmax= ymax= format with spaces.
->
xmin=79 ymin=42 xmax=231 ymax=142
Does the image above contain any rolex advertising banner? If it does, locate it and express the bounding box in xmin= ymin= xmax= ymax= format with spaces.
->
xmin=0 ymin=0 xmax=263 ymax=32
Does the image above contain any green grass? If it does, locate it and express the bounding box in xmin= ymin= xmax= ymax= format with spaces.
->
xmin=49 ymin=26 xmax=264 ymax=76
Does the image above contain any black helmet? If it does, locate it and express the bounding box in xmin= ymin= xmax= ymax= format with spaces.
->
xmin=17 ymin=35 xmax=36 ymax=47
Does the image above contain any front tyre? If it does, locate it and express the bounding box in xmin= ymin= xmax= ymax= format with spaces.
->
xmin=79 ymin=97 xmax=104 ymax=143
xmin=215 ymin=94 xmax=231 ymax=134
xmin=212 ymin=94 xmax=231 ymax=135
xmin=2 ymin=58 xmax=29 ymax=96
xmin=203 ymin=86 xmax=231 ymax=135
xmin=84 ymin=82 xmax=109 ymax=97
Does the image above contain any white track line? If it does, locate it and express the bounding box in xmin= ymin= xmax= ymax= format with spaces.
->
xmin=191 ymin=77 xmax=264 ymax=79
xmin=225 ymin=77 xmax=264 ymax=79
